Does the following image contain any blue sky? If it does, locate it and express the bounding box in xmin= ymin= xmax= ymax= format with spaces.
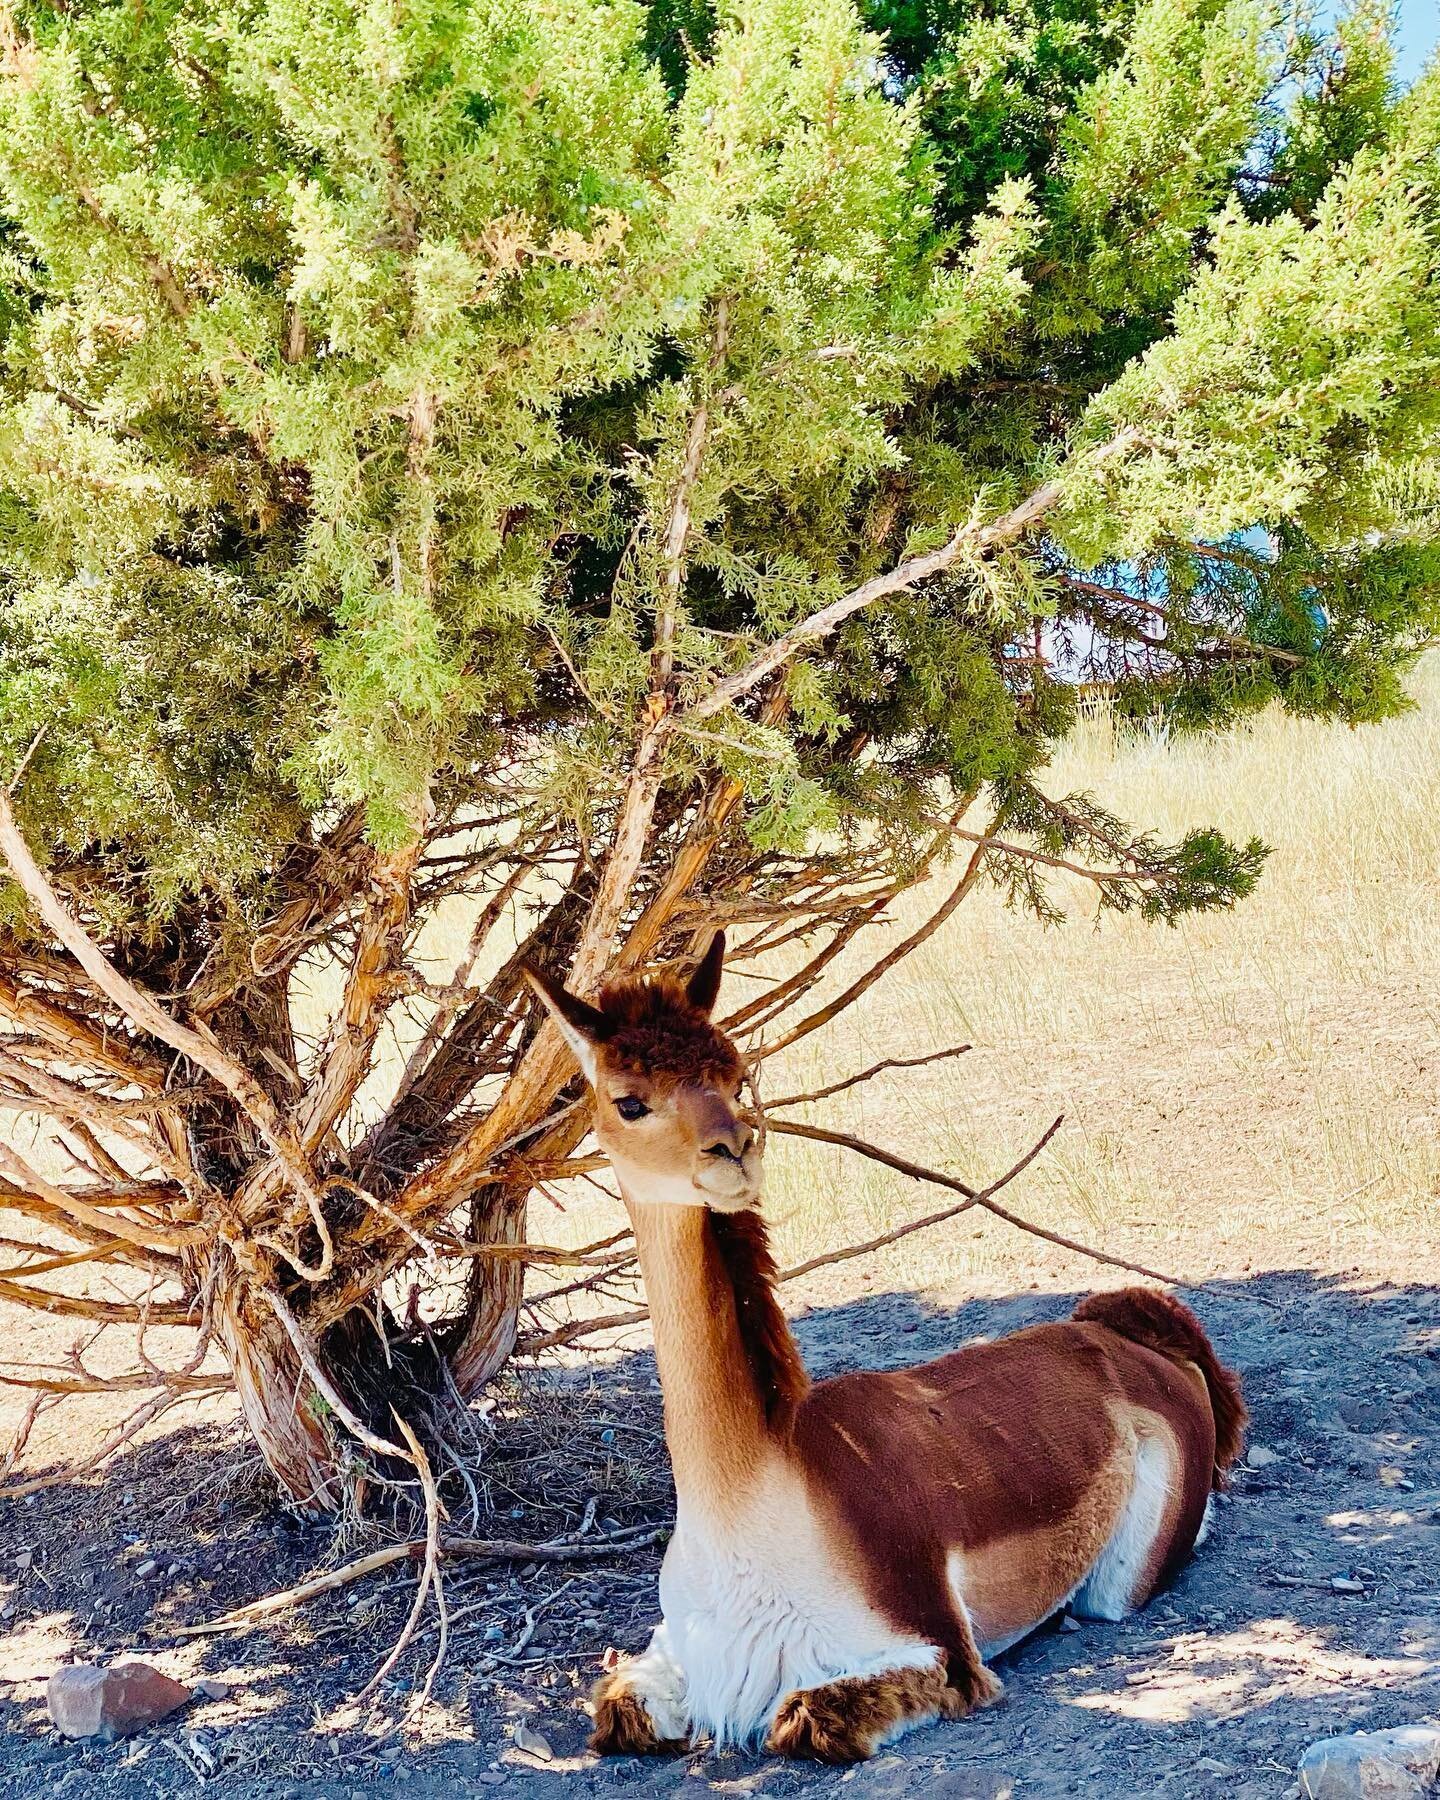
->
xmin=1316 ymin=2 xmax=1437 ymax=85
xmin=1382 ymin=0 xmax=1434 ymax=85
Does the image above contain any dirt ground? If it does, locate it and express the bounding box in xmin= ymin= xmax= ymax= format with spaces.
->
xmin=3 ymin=1249 xmax=1437 ymax=1800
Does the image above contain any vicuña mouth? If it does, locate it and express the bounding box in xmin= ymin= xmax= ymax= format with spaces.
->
xmin=695 ymin=1164 xmax=760 ymax=1209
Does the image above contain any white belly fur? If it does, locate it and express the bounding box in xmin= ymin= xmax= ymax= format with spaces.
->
xmin=657 ymin=1459 xmax=940 ymax=1745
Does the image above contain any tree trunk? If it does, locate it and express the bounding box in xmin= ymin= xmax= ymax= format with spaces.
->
xmin=445 ymin=1180 xmax=528 ymax=1397
xmin=212 ymin=1263 xmax=344 ymax=1513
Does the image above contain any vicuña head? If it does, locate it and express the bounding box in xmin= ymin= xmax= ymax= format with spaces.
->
xmin=523 ymin=931 xmax=760 ymax=1212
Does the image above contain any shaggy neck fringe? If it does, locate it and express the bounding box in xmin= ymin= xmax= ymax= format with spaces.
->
xmin=708 ymin=1208 xmax=810 ymax=1431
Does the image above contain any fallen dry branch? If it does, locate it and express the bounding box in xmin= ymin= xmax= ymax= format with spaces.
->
xmin=175 ymin=1523 xmax=669 ymax=1638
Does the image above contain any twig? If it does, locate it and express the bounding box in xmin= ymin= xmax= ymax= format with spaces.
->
xmin=755 ymin=827 xmax=993 ymax=1056
xmin=486 ymin=1575 xmax=577 ymax=1665
xmin=430 ymin=1228 xmax=632 ymax=1268
xmin=779 ymin=1115 xmax=1064 ymax=1280
xmin=7 ymin=726 xmax=47 ymax=797
xmin=764 ymin=1044 xmax=972 ymax=1110
xmin=769 ymin=1115 xmax=1181 ymax=1283
xmin=358 ymin=1412 xmax=445 ymax=1706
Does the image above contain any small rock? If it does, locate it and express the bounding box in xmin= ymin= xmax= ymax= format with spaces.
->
xmin=1298 ymin=1725 xmax=1440 ymax=1799
xmin=195 ymin=1677 xmax=231 ymax=1702
xmin=46 ymin=1662 xmax=193 ymax=1742
xmin=908 ymin=1772 xmax=1014 ymax=1800
xmin=1059 ymin=1615 xmax=1082 ymax=1633
xmin=848 ymin=1752 xmax=909 ymax=1797
xmin=512 ymin=1722 xmax=554 ymax=1761
xmin=15 ymin=1548 xmax=33 ymax=1571
xmin=1331 ymin=1576 xmax=1366 ymax=1593
xmin=183 ymin=1731 xmax=218 ymax=1776
xmin=133 ymin=1558 xmax=159 ymax=1579
xmin=1246 ymin=1445 xmax=1280 ymax=1469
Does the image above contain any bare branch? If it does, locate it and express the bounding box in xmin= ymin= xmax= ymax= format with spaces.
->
xmin=0 ymin=788 xmax=334 ymax=1277
xmin=0 ymin=971 xmax=167 ymax=1091
xmin=688 ymin=430 xmax=1142 ymax=721
xmin=763 ymin=1043 xmax=972 ymax=1111
xmin=0 ymin=1142 xmax=196 ymax=1255
xmin=0 ymin=1387 xmax=202 ymax=1500
xmin=754 ymin=824 xmax=992 ymax=1057
xmin=0 ymin=1367 xmax=226 ymax=1395
xmin=295 ymin=829 xmax=427 ymax=1156
xmin=0 ymin=1051 xmax=194 ymax=1185
xmin=1056 ymin=573 xmax=1305 ymax=667
xmin=0 ymin=1275 xmax=188 ymax=1324
xmin=769 ymin=1115 xmax=1181 ymax=1283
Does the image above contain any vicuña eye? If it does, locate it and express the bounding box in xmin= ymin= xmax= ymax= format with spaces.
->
xmin=614 ymin=1096 xmax=650 ymax=1122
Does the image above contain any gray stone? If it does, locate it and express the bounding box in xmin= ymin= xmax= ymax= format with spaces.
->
xmin=1246 ymin=1445 xmax=1280 ymax=1469
xmin=1298 ymin=1726 xmax=1440 ymax=1800
xmin=915 ymin=1771 xmax=1015 ymax=1800
xmin=846 ymin=1762 xmax=1014 ymax=1800
xmin=46 ymin=1660 xmax=193 ymax=1741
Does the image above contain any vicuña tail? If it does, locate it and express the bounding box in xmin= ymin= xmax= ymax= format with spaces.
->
xmin=1072 ymin=1287 xmax=1247 ymax=1486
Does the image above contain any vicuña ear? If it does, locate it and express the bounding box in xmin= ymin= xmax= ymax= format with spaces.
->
xmin=686 ymin=929 xmax=726 ymax=1016
xmin=522 ymin=963 xmax=609 ymax=1084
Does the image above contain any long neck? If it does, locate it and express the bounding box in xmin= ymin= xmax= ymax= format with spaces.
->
xmin=623 ymin=1195 xmax=809 ymax=1512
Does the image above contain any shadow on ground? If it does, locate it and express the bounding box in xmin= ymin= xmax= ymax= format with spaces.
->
xmin=2 ymin=1267 xmax=1437 ymax=1800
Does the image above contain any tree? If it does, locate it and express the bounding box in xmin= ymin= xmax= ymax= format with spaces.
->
xmin=0 ymin=0 xmax=1436 ymax=1510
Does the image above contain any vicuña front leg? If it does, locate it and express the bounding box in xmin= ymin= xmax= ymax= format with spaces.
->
xmin=589 ymin=1621 xmax=691 ymax=1756
xmin=765 ymin=1658 xmax=1001 ymax=1764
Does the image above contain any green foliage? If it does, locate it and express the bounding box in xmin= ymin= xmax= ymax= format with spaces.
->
xmin=0 ymin=0 xmax=1436 ymax=932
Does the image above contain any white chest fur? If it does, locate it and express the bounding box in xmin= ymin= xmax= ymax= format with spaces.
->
xmin=654 ymin=1460 xmax=939 ymax=1745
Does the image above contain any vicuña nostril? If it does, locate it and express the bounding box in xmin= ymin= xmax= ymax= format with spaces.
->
xmin=704 ymin=1140 xmax=740 ymax=1162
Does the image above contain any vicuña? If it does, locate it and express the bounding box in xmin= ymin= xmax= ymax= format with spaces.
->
xmin=525 ymin=934 xmax=1246 ymax=1763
